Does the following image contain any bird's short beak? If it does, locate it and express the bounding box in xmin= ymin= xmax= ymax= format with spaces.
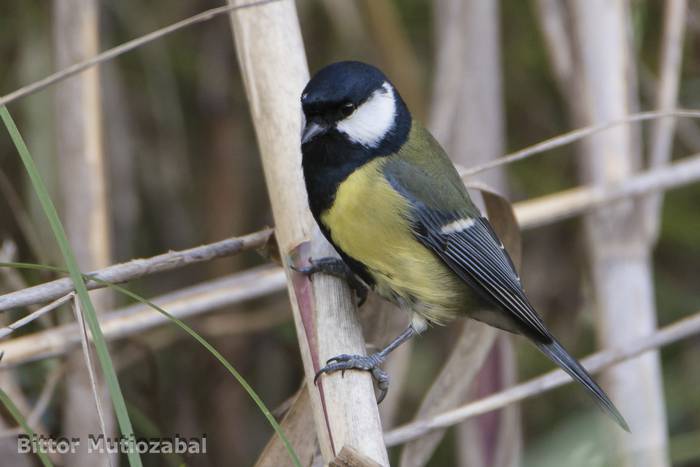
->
xmin=301 ymin=121 xmax=328 ymax=145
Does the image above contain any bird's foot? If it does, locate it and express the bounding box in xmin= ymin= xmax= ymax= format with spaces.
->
xmin=292 ymin=257 xmax=368 ymax=306
xmin=314 ymin=353 xmax=390 ymax=403
xmin=292 ymin=256 xmax=347 ymax=277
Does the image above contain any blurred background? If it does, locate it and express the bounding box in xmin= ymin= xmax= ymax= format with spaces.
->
xmin=0 ymin=0 xmax=699 ymax=466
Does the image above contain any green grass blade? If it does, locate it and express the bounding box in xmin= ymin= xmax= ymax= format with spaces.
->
xmin=0 ymin=262 xmax=61 ymax=273
xmin=0 ymin=261 xmax=302 ymax=466
xmin=0 ymin=106 xmax=143 ymax=467
xmin=0 ymin=387 xmax=54 ymax=467
xmin=105 ymin=282 xmax=302 ymax=467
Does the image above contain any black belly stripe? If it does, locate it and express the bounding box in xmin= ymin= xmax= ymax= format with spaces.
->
xmin=301 ymin=106 xmax=411 ymax=291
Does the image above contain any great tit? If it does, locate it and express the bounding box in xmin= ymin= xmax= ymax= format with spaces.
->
xmin=298 ymin=61 xmax=628 ymax=430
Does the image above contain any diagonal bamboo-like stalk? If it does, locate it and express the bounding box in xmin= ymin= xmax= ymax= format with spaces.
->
xmin=227 ymin=1 xmax=388 ymax=464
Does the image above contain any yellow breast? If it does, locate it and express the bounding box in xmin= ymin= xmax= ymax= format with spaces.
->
xmin=320 ymin=158 xmax=467 ymax=325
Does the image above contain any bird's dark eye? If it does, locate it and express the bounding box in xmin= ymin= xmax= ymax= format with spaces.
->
xmin=340 ymin=102 xmax=355 ymax=117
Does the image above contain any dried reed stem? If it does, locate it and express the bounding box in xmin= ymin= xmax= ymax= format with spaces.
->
xmin=0 ymin=228 xmax=272 ymax=312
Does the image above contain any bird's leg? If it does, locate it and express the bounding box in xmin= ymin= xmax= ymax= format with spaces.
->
xmin=314 ymin=326 xmax=417 ymax=403
xmin=292 ymin=257 xmax=368 ymax=306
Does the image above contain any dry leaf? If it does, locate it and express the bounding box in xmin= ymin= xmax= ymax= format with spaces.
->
xmin=467 ymin=182 xmax=522 ymax=270
xmin=330 ymin=446 xmax=384 ymax=467
xmin=256 ymin=228 xmax=282 ymax=266
xmin=254 ymin=386 xmax=319 ymax=467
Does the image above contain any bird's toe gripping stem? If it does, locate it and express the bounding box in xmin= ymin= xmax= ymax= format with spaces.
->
xmin=314 ymin=352 xmax=391 ymax=403
xmin=291 ymin=256 xmax=368 ymax=306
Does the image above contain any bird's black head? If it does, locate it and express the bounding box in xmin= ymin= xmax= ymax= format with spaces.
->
xmin=300 ymin=61 xmax=410 ymax=153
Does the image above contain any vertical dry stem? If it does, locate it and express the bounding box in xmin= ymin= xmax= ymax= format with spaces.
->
xmin=568 ymin=2 xmax=669 ymax=465
xmin=53 ymin=1 xmax=114 ymax=465
xmin=644 ymin=0 xmax=687 ymax=239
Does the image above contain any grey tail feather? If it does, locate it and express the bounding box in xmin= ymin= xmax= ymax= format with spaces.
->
xmin=535 ymin=337 xmax=630 ymax=432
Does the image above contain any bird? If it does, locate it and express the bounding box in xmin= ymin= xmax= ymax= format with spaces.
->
xmin=296 ymin=60 xmax=628 ymax=431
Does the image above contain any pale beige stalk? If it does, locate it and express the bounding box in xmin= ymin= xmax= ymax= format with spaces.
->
xmin=644 ymin=0 xmax=687 ymax=239
xmin=53 ymin=0 xmax=114 ymax=465
xmin=568 ymin=2 xmax=669 ymax=464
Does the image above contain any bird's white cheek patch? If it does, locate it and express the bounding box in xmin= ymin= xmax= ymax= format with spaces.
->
xmin=440 ymin=218 xmax=475 ymax=235
xmin=336 ymin=82 xmax=396 ymax=148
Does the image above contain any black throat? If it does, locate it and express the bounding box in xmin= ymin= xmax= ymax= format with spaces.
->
xmin=301 ymin=96 xmax=411 ymax=220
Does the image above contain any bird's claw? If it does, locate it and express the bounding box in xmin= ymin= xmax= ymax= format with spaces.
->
xmin=291 ymin=257 xmax=340 ymax=276
xmin=372 ymin=367 xmax=390 ymax=403
xmin=289 ymin=258 xmax=317 ymax=276
xmin=326 ymin=353 xmax=352 ymax=365
xmin=355 ymin=286 xmax=368 ymax=307
xmin=313 ymin=352 xmax=390 ymax=403
xmin=291 ymin=257 xmax=369 ymax=307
